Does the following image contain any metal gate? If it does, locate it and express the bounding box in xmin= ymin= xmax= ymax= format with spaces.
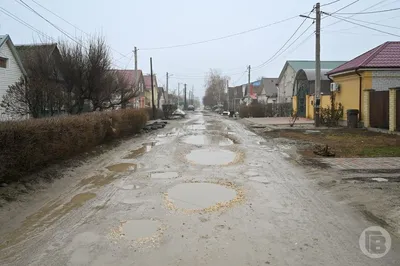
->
xmin=297 ymin=83 xmax=308 ymax=117
xmin=370 ymin=90 xmax=389 ymax=129
xmin=397 ymin=91 xmax=400 ymax=131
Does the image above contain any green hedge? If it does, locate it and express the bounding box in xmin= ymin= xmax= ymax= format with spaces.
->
xmin=0 ymin=109 xmax=148 ymax=183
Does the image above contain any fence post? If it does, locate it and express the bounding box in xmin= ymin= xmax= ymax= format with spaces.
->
xmin=389 ymin=88 xmax=397 ymax=132
xmin=363 ymin=89 xmax=372 ymax=128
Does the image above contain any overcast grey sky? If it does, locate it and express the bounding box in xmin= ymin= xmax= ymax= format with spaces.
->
xmin=1 ymin=0 xmax=400 ymax=98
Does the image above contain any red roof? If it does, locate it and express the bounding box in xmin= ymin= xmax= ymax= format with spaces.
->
xmin=143 ymin=74 xmax=156 ymax=89
xmin=328 ymin=42 xmax=400 ymax=75
xmin=113 ymin=70 xmax=142 ymax=85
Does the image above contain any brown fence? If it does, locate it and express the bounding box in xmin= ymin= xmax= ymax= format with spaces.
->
xmin=370 ymin=90 xmax=389 ymax=129
xmin=397 ymin=91 xmax=400 ymax=131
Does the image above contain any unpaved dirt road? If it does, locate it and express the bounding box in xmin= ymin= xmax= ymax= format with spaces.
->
xmin=1 ymin=111 xmax=400 ymax=266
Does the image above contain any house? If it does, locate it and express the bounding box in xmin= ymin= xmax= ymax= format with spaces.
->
xmin=251 ymin=78 xmax=278 ymax=104
xmin=143 ymin=74 xmax=158 ymax=108
xmin=113 ymin=69 xmax=145 ymax=108
xmin=228 ymin=85 xmax=244 ymax=111
xmin=15 ymin=43 xmax=63 ymax=80
xmin=277 ymin=60 xmax=346 ymax=104
xmin=327 ymin=41 xmax=400 ymax=131
xmin=0 ymin=34 xmax=27 ymax=120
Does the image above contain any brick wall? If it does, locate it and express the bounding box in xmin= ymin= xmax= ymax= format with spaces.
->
xmin=363 ymin=89 xmax=371 ymax=128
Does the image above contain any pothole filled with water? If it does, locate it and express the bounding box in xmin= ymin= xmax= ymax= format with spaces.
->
xmin=123 ymin=142 xmax=156 ymax=159
xmin=106 ymin=163 xmax=137 ymax=172
xmin=151 ymin=172 xmax=179 ymax=179
xmin=121 ymin=220 xmax=160 ymax=240
xmin=181 ymin=135 xmax=233 ymax=146
xmin=164 ymin=182 xmax=244 ymax=212
xmin=186 ymin=149 xmax=239 ymax=166
xmin=110 ymin=219 xmax=164 ymax=246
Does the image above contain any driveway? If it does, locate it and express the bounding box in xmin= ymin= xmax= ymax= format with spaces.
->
xmin=0 ymin=111 xmax=399 ymax=265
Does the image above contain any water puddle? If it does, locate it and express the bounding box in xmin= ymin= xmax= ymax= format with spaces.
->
xmin=120 ymin=184 xmax=143 ymax=190
xmin=123 ymin=142 xmax=156 ymax=159
xmin=181 ymin=135 xmax=233 ymax=146
xmin=112 ymin=220 xmax=161 ymax=241
xmin=166 ymin=182 xmax=237 ymax=210
xmin=0 ymin=193 xmax=96 ymax=251
xmin=106 ymin=163 xmax=137 ymax=172
xmin=188 ymin=124 xmax=206 ymax=130
xmin=371 ymin=178 xmax=389 ymax=182
xmin=78 ymin=174 xmax=117 ymax=189
xmin=151 ymin=172 xmax=179 ymax=179
xmin=186 ymin=149 xmax=238 ymax=165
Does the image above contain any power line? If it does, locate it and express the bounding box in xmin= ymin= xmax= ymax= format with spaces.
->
xmin=254 ymin=9 xmax=314 ymax=69
xmin=324 ymin=13 xmax=400 ymax=32
xmin=28 ymin=0 xmax=130 ymax=60
xmin=0 ymin=7 xmax=53 ymax=41
xmin=15 ymin=0 xmax=84 ymax=46
xmin=254 ymin=22 xmax=314 ymax=71
xmin=139 ymin=15 xmax=300 ymax=50
xmin=321 ymin=0 xmax=341 ymax=7
xmin=329 ymin=0 xmax=360 ymax=15
xmin=334 ymin=7 xmax=400 ymax=15
xmin=333 ymin=14 xmax=400 ymax=30
xmin=328 ymin=14 xmax=400 ymax=38
xmin=232 ymin=70 xmax=248 ymax=85
xmin=322 ymin=0 xmax=391 ymax=29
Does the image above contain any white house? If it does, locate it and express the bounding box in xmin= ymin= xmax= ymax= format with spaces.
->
xmin=0 ymin=34 xmax=27 ymax=120
xmin=276 ymin=61 xmax=347 ymax=104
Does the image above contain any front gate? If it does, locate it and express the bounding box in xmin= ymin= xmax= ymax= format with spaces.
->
xmin=397 ymin=91 xmax=400 ymax=131
xmin=370 ymin=90 xmax=389 ymax=129
xmin=297 ymin=82 xmax=308 ymax=117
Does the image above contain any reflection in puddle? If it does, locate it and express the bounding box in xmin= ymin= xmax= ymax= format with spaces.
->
xmin=106 ymin=163 xmax=137 ymax=172
xmin=181 ymin=135 xmax=233 ymax=146
xmin=0 ymin=193 xmax=96 ymax=251
xmin=151 ymin=172 xmax=178 ymax=179
xmin=124 ymin=143 xmax=156 ymax=159
xmin=186 ymin=149 xmax=238 ymax=165
xmin=166 ymin=183 xmax=237 ymax=210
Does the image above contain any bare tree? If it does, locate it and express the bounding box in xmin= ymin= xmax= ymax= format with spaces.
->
xmin=202 ymin=69 xmax=228 ymax=107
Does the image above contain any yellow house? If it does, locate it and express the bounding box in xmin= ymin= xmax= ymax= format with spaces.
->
xmin=327 ymin=41 xmax=400 ymax=131
xmin=143 ymin=74 xmax=158 ymax=108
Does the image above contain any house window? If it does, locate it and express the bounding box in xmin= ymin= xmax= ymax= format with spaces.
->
xmin=0 ymin=57 xmax=7 ymax=68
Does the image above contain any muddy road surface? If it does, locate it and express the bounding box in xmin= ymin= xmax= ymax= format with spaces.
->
xmin=1 ymin=111 xmax=399 ymax=265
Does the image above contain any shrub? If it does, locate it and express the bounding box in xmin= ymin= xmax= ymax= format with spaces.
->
xmin=320 ymin=93 xmax=344 ymax=127
xmin=239 ymin=105 xmax=249 ymax=118
xmin=248 ymin=103 xmax=265 ymax=117
xmin=144 ymin=107 xmax=164 ymax=120
xmin=0 ymin=109 xmax=148 ymax=183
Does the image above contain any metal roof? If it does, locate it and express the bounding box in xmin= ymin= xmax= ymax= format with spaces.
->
xmin=328 ymin=42 xmax=400 ymax=75
xmin=301 ymin=69 xmax=332 ymax=81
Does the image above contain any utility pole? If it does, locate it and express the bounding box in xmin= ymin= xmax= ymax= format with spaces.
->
xmin=227 ymin=79 xmax=230 ymax=111
xmin=134 ymin=46 xmax=138 ymax=108
xmin=150 ymin=57 xmax=156 ymax=120
xmin=191 ymin=85 xmax=194 ymax=105
xmin=184 ymin=83 xmax=187 ymax=110
xmin=177 ymin=83 xmax=180 ymax=107
xmin=248 ymin=65 xmax=251 ymax=103
xmin=315 ymin=2 xmax=321 ymax=127
xmin=166 ymin=72 xmax=169 ymax=104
